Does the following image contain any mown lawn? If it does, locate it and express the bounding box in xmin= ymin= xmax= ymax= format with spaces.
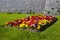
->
xmin=0 ymin=13 xmax=60 ymax=40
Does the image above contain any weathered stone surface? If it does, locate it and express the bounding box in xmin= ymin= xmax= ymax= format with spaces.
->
xmin=0 ymin=0 xmax=60 ymax=15
xmin=44 ymin=0 xmax=60 ymax=15
xmin=0 ymin=0 xmax=46 ymax=13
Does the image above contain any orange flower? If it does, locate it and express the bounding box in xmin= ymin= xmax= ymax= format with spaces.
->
xmin=5 ymin=22 xmax=8 ymax=25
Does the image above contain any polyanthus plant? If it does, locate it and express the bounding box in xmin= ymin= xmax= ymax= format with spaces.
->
xmin=5 ymin=14 xmax=57 ymax=32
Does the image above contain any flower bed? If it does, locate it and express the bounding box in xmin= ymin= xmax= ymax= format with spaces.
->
xmin=5 ymin=14 xmax=57 ymax=32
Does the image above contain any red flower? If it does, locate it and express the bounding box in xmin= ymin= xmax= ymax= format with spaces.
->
xmin=27 ymin=20 xmax=34 ymax=27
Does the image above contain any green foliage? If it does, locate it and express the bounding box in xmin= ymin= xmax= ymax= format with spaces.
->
xmin=16 ymin=12 xmax=22 ymax=14
xmin=26 ymin=11 xmax=30 ymax=14
xmin=26 ymin=10 xmax=35 ymax=14
xmin=6 ymin=12 xmax=12 ymax=14
xmin=32 ymin=11 xmax=35 ymax=14
xmin=57 ymin=8 xmax=60 ymax=14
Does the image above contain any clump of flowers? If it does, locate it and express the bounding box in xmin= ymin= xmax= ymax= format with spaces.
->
xmin=5 ymin=14 xmax=57 ymax=32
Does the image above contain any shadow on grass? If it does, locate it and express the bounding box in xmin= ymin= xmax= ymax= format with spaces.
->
xmin=22 ymin=18 xmax=58 ymax=32
xmin=39 ymin=18 xmax=58 ymax=32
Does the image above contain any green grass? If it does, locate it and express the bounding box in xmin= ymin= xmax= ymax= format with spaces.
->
xmin=0 ymin=13 xmax=60 ymax=40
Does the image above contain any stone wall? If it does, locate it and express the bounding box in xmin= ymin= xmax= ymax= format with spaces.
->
xmin=44 ymin=0 xmax=60 ymax=15
xmin=0 ymin=0 xmax=60 ymax=15
xmin=0 ymin=0 xmax=46 ymax=13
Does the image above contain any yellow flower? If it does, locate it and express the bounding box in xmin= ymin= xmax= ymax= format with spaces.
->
xmin=42 ymin=19 xmax=47 ymax=22
xmin=25 ymin=24 xmax=28 ymax=28
xmin=37 ymin=25 xmax=41 ymax=30
xmin=30 ymin=16 xmax=32 ymax=18
xmin=38 ymin=21 xmax=42 ymax=25
xmin=5 ymin=22 xmax=8 ymax=24
xmin=46 ymin=20 xmax=51 ymax=23
xmin=41 ymin=19 xmax=47 ymax=25
xmin=20 ymin=23 xmax=25 ymax=28
xmin=44 ymin=16 xmax=46 ymax=18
